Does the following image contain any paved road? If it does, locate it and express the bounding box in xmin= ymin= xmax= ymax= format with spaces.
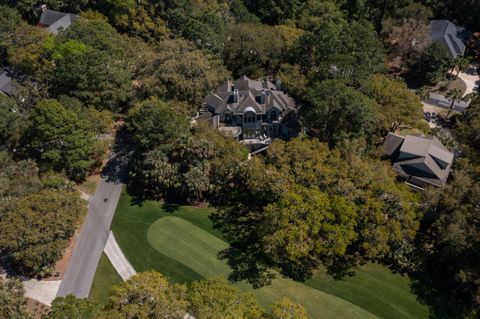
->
xmin=427 ymin=92 xmax=469 ymax=113
xmin=57 ymin=145 xmax=130 ymax=298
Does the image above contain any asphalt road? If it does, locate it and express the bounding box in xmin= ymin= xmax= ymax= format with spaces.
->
xmin=427 ymin=93 xmax=469 ymax=113
xmin=57 ymin=144 xmax=130 ymax=298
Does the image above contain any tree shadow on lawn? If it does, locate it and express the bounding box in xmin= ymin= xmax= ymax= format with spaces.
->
xmin=409 ymin=257 xmax=478 ymax=319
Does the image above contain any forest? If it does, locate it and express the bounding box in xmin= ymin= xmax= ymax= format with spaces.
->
xmin=0 ymin=0 xmax=479 ymax=318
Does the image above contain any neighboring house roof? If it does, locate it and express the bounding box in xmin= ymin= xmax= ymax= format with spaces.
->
xmin=430 ymin=20 xmax=467 ymax=59
xmin=0 ymin=69 xmax=15 ymax=96
xmin=384 ymin=133 xmax=454 ymax=188
xmin=39 ymin=9 xmax=78 ymax=35
xmin=204 ymin=75 xmax=297 ymax=117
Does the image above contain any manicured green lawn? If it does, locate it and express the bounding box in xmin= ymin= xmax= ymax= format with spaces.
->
xmin=304 ymin=264 xmax=429 ymax=319
xmin=110 ymin=193 xmax=430 ymax=319
xmin=89 ymin=253 xmax=122 ymax=304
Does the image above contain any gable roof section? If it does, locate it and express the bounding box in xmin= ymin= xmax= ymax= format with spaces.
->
xmin=384 ymin=133 xmax=454 ymax=187
xmin=235 ymin=91 xmax=262 ymax=114
xmin=39 ymin=9 xmax=66 ymax=25
xmin=216 ymin=80 xmax=232 ymax=94
xmin=430 ymin=20 xmax=467 ymax=58
xmin=0 ymin=69 xmax=15 ymax=96
xmin=206 ymin=75 xmax=298 ymax=117
xmin=383 ymin=132 xmax=405 ymax=156
xmin=39 ymin=10 xmax=78 ymax=35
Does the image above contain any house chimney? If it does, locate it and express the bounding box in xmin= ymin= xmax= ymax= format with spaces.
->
xmin=275 ymin=79 xmax=282 ymax=91
xmin=260 ymin=90 xmax=266 ymax=104
xmin=233 ymin=89 xmax=239 ymax=103
xmin=40 ymin=4 xmax=47 ymax=12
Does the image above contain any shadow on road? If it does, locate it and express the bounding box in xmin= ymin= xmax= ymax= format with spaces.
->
xmin=101 ymin=126 xmax=133 ymax=184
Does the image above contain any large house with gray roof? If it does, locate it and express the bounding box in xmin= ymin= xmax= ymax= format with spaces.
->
xmin=430 ymin=20 xmax=468 ymax=59
xmin=201 ymin=76 xmax=299 ymax=141
xmin=37 ymin=6 xmax=78 ymax=35
xmin=384 ymin=133 xmax=454 ymax=188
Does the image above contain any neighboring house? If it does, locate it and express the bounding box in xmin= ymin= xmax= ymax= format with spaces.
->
xmin=383 ymin=133 xmax=454 ymax=188
xmin=200 ymin=76 xmax=299 ymax=142
xmin=430 ymin=20 xmax=468 ymax=59
xmin=0 ymin=69 xmax=16 ymax=97
xmin=37 ymin=5 xmax=78 ymax=35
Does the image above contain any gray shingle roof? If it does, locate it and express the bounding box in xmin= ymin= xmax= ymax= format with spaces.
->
xmin=384 ymin=133 xmax=454 ymax=188
xmin=39 ymin=10 xmax=78 ymax=35
xmin=384 ymin=133 xmax=405 ymax=156
xmin=430 ymin=20 xmax=467 ymax=59
xmin=204 ymin=75 xmax=297 ymax=116
xmin=0 ymin=69 xmax=15 ymax=96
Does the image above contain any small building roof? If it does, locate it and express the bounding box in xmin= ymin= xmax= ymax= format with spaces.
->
xmin=384 ymin=133 xmax=454 ymax=188
xmin=430 ymin=20 xmax=467 ymax=59
xmin=39 ymin=9 xmax=78 ymax=35
xmin=0 ymin=69 xmax=15 ymax=96
xmin=383 ymin=133 xmax=405 ymax=156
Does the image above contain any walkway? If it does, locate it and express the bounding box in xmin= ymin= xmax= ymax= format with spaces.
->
xmin=104 ymin=231 xmax=136 ymax=281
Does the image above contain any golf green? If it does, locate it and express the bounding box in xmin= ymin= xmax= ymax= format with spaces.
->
xmin=110 ymin=193 xmax=430 ymax=319
xmin=147 ymin=216 xmax=377 ymax=318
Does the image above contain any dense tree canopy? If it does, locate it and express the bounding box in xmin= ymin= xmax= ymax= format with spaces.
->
xmin=271 ymin=297 xmax=308 ymax=319
xmin=453 ymin=96 xmax=480 ymax=166
xmin=26 ymin=99 xmax=96 ymax=180
xmin=242 ymin=0 xmax=304 ymax=25
xmin=105 ymin=271 xmax=189 ymax=318
xmin=188 ymin=277 xmax=262 ymax=319
xmin=48 ymin=19 xmax=134 ymax=111
xmin=0 ymin=154 xmax=41 ymax=201
xmin=212 ymin=138 xmax=420 ymax=285
xmin=262 ymin=185 xmax=357 ymax=278
xmin=0 ymin=278 xmax=31 ymax=319
xmin=135 ymin=38 xmax=230 ymax=106
xmin=294 ymin=19 xmax=385 ymax=83
xmin=0 ymin=189 xmax=86 ymax=276
xmin=410 ymin=42 xmax=450 ymax=85
xmin=47 ymin=295 xmax=102 ymax=319
xmin=0 ymin=0 xmax=479 ymax=317
xmin=0 ymin=95 xmax=25 ymax=151
xmin=363 ymin=74 xmax=427 ymax=132
xmin=413 ymin=169 xmax=480 ymax=318
xmin=127 ymin=99 xmax=191 ymax=151
xmin=303 ymin=80 xmax=381 ymax=146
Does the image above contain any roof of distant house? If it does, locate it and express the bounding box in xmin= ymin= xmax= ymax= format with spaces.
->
xmin=430 ymin=20 xmax=467 ymax=59
xmin=384 ymin=133 xmax=454 ymax=187
xmin=0 ymin=69 xmax=15 ymax=96
xmin=204 ymin=75 xmax=297 ymax=116
xmin=39 ymin=9 xmax=78 ymax=35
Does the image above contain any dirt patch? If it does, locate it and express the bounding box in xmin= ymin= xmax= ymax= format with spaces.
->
xmin=26 ymin=298 xmax=50 ymax=319
xmin=77 ymin=174 xmax=100 ymax=196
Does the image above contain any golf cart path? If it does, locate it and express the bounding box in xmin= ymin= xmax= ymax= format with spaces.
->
xmin=104 ymin=231 xmax=136 ymax=280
